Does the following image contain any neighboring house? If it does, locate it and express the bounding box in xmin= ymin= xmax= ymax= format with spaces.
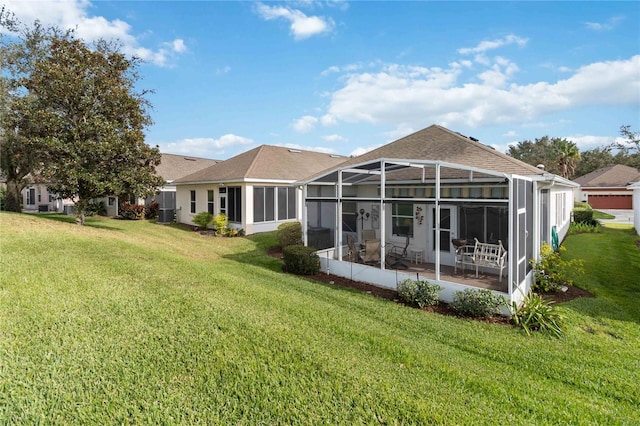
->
xmin=173 ymin=145 xmax=346 ymax=235
xmin=19 ymin=153 xmax=218 ymax=217
xmin=573 ymin=164 xmax=640 ymax=209
xmin=629 ymin=181 xmax=640 ymax=235
xmin=145 ymin=153 xmax=219 ymax=222
xmin=299 ymin=124 xmax=578 ymax=305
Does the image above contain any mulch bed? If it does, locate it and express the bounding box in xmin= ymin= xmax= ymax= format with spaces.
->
xmin=268 ymin=245 xmax=593 ymax=325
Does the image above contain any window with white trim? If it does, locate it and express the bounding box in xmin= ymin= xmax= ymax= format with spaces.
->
xmin=207 ymin=190 xmax=215 ymax=215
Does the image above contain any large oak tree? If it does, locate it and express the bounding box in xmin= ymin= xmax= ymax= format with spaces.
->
xmin=2 ymin=14 xmax=163 ymax=223
xmin=0 ymin=11 xmax=67 ymax=212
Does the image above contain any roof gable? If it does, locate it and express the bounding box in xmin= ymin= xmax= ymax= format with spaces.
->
xmin=310 ymin=125 xmax=545 ymax=180
xmin=175 ymin=145 xmax=347 ymax=184
xmin=574 ymin=164 xmax=640 ymax=187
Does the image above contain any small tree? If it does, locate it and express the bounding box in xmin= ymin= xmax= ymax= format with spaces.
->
xmin=212 ymin=213 xmax=229 ymax=236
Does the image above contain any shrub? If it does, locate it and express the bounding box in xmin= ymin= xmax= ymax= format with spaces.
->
xmin=224 ymin=228 xmax=245 ymax=238
xmin=145 ymin=200 xmax=160 ymax=219
xmin=283 ymin=245 xmax=319 ymax=275
xmin=193 ymin=211 xmax=213 ymax=229
xmin=451 ymin=288 xmax=506 ymax=318
xmin=573 ymin=201 xmax=592 ymax=210
xmin=212 ymin=213 xmax=228 ymax=236
xmin=511 ymin=292 xmax=564 ymax=338
xmin=84 ymin=200 xmax=106 ymax=216
xmin=277 ymin=222 xmax=303 ymax=248
xmin=120 ymin=202 xmax=145 ymax=220
xmin=569 ymin=220 xmax=601 ymax=235
xmin=573 ymin=209 xmax=594 ymax=223
xmin=397 ymin=279 xmax=441 ymax=308
xmin=530 ymin=243 xmax=585 ymax=293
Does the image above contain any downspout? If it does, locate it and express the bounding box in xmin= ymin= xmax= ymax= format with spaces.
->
xmin=507 ymin=177 xmax=514 ymax=300
xmin=337 ymin=170 xmax=343 ymax=261
xmin=380 ymin=160 xmax=386 ymax=270
xmin=435 ymin=163 xmax=441 ymax=280
xmin=302 ymin=184 xmax=308 ymax=247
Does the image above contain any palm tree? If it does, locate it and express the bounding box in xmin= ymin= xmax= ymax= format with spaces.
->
xmin=554 ymin=139 xmax=580 ymax=179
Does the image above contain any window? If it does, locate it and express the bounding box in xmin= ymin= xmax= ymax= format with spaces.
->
xmin=190 ymin=190 xmax=196 ymax=214
xmin=392 ymin=203 xmax=413 ymax=236
xmin=253 ymin=187 xmax=274 ymax=222
xmin=277 ymin=186 xmax=296 ymax=220
xmin=26 ymin=188 xmax=35 ymax=205
xmin=556 ymin=193 xmax=566 ymax=226
xmin=253 ymin=186 xmax=296 ymax=223
xmin=458 ymin=206 xmax=508 ymax=248
xmin=342 ymin=202 xmax=357 ymax=233
xmin=108 ymin=197 xmax=115 ymax=206
xmin=207 ymin=190 xmax=215 ymax=215
xmin=227 ymin=187 xmax=241 ymax=222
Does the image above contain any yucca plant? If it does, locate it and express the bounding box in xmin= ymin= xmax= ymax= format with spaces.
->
xmin=511 ymin=292 xmax=564 ymax=338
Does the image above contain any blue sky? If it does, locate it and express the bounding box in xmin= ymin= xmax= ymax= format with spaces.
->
xmin=4 ymin=1 xmax=640 ymax=160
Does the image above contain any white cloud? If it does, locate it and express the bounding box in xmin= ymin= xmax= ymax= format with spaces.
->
xmin=322 ymin=134 xmax=347 ymax=142
xmin=255 ymin=3 xmax=334 ymax=40
xmin=318 ymin=55 xmax=640 ymax=130
xmin=564 ymin=134 xmax=616 ymax=151
xmin=162 ymin=134 xmax=254 ymax=158
xmin=216 ymin=66 xmax=231 ymax=75
xmin=1 ymin=0 xmax=186 ymax=67
xmin=349 ymin=144 xmax=383 ymax=157
xmin=585 ymin=16 xmax=624 ymax=31
xmin=291 ymin=115 xmax=319 ymax=133
xmin=170 ymin=39 xmax=187 ymax=53
xmin=458 ymin=34 xmax=528 ymax=55
xmin=502 ymin=130 xmax=518 ymax=138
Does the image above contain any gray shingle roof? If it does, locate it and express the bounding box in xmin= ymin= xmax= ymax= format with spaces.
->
xmin=574 ymin=164 xmax=640 ymax=187
xmin=307 ymin=125 xmax=545 ymax=182
xmin=174 ymin=145 xmax=347 ymax=184
xmin=157 ymin=153 xmax=219 ymax=182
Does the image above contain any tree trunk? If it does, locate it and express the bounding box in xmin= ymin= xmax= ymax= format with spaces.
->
xmin=4 ymin=180 xmax=23 ymax=212
xmin=75 ymin=200 xmax=87 ymax=225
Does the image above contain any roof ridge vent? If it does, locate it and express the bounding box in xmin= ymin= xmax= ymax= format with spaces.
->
xmin=288 ymin=149 xmax=302 ymax=153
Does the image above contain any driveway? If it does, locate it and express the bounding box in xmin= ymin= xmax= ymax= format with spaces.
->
xmin=597 ymin=209 xmax=635 ymax=225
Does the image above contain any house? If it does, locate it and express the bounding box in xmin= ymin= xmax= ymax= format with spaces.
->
xmin=173 ymin=145 xmax=346 ymax=234
xmin=629 ymin=181 xmax=640 ymax=235
xmin=299 ymin=125 xmax=578 ymax=305
xmin=19 ymin=153 xmax=218 ymax=217
xmin=573 ymin=164 xmax=640 ymax=209
xmin=145 ymin=153 xmax=219 ymax=222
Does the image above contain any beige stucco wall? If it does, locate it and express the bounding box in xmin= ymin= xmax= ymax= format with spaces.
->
xmin=175 ymin=182 xmax=303 ymax=235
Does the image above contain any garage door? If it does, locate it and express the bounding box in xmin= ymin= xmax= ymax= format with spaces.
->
xmin=588 ymin=194 xmax=632 ymax=209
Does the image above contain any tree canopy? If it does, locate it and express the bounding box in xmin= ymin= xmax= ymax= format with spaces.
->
xmin=507 ymin=127 xmax=639 ymax=179
xmin=0 ymin=10 xmax=67 ymax=212
xmin=1 ymin=12 xmax=163 ymax=222
xmin=506 ymin=136 xmax=580 ymax=178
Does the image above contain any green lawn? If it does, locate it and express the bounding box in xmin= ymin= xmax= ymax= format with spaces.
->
xmin=593 ymin=210 xmax=615 ymax=220
xmin=1 ymin=212 xmax=639 ymax=424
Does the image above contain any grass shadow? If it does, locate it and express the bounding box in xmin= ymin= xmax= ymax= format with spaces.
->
xmin=221 ymin=231 xmax=284 ymax=274
xmin=32 ymin=213 xmax=125 ymax=231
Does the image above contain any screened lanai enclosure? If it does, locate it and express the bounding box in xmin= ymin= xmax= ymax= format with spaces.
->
xmin=301 ymin=158 xmax=538 ymax=304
